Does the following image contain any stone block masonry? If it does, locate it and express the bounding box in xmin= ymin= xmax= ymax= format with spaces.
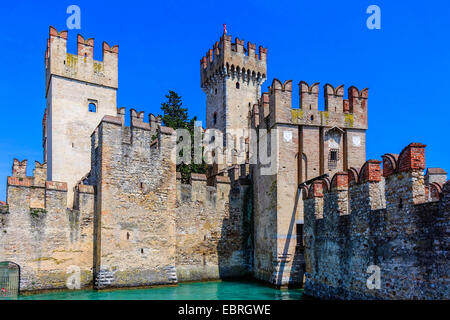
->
xmin=0 ymin=161 xmax=94 ymax=291
xmin=175 ymin=171 xmax=253 ymax=281
xmin=89 ymin=109 xmax=177 ymax=288
xmin=44 ymin=26 xmax=119 ymax=208
xmin=303 ymin=143 xmax=450 ymax=300
xmin=1 ymin=26 xmax=449 ymax=299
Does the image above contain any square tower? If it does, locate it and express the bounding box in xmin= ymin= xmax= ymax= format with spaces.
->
xmin=44 ymin=26 xmax=119 ymax=207
xmin=200 ymin=30 xmax=267 ymax=157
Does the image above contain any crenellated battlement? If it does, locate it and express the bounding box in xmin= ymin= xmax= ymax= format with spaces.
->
xmin=94 ymin=108 xmax=172 ymax=147
xmin=5 ymin=158 xmax=94 ymax=212
xmin=253 ymin=79 xmax=368 ymax=130
xmin=45 ymin=26 xmax=119 ymax=94
xmin=303 ymin=142 xmax=450 ymax=299
xmin=200 ymin=31 xmax=267 ymax=89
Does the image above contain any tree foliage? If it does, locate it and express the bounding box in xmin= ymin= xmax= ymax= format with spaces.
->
xmin=160 ymin=90 xmax=207 ymax=182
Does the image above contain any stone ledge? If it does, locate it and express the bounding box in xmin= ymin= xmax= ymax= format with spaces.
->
xmin=7 ymin=176 xmax=33 ymax=187
xmin=45 ymin=181 xmax=68 ymax=191
xmin=77 ymin=184 xmax=94 ymax=194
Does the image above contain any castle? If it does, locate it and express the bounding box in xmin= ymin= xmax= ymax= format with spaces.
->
xmin=0 ymin=26 xmax=448 ymax=299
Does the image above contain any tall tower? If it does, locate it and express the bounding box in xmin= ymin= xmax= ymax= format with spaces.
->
xmin=200 ymin=28 xmax=267 ymax=158
xmin=44 ymin=26 xmax=119 ymax=207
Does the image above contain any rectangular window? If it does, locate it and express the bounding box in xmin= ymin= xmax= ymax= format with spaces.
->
xmin=328 ymin=149 xmax=339 ymax=169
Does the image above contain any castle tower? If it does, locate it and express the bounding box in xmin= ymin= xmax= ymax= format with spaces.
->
xmin=200 ymin=28 xmax=267 ymax=166
xmin=44 ymin=26 xmax=119 ymax=207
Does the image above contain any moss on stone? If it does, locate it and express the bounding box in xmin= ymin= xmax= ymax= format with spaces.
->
xmin=291 ymin=109 xmax=304 ymax=121
xmin=345 ymin=114 xmax=354 ymax=127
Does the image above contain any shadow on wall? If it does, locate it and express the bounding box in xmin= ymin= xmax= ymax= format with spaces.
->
xmin=277 ymin=187 xmax=305 ymax=288
xmin=217 ymin=180 xmax=254 ymax=280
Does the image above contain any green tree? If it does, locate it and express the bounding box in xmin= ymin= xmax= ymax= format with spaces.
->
xmin=160 ymin=90 xmax=207 ymax=182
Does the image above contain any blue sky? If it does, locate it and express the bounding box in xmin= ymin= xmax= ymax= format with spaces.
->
xmin=0 ymin=0 xmax=449 ymax=201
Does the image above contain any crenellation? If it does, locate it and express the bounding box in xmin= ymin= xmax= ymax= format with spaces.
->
xmin=299 ymin=81 xmax=319 ymax=111
xmin=2 ymin=26 xmax=448 ymax=299
xmin=304 ymin=143 xmax=448 ymax=299
xmin=12 ymin=159 xmax=27 ymax=178
xmin=324 ymin=84 xmax=344 ymax=113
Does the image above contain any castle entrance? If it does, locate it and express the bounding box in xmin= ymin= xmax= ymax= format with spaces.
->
xmin=0 ymin=261 xmax=20 ymax=298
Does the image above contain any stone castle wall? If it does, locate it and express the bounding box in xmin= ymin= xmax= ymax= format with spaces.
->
xmin=175 ymin=172 xmax=252 ymax=281
xmin=0 ymin=108 xmax=256 ymax=292
xmin=0 ymin=161 xmax=94 ymax=292
xmin=89 ymin=111 xmax=177 ymax=288
xmin=303 ymin=143 xmax=450 ymax=300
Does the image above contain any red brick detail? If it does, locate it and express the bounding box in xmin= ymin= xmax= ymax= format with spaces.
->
xmin=7 ymin=176 xmax=33 ymax=187
xmin=191 ymin=173 xmax=207 ymax=181
xmin=382 ymin=153 xmax=398 ymax=177
xmin=348 ymin=86 xmax=368 ymax=112
xmin=103 ymin=42 xmax=119 ymax=54
xmin=77 ymin=184 xmax=94 ymax=194
xmin=77 ymin=34 xmax=94 ymax=58
xmin=359 ymin=160 xmax=382 ymax=183
xmin=46 ymin=181 xmax=67 ymax=191
xmin=215 ymin=176 xmax=231 ymax=184
xmin=309 ymin=180 xmax=324 ymax=198
xmin=331 ymin=172 xmax=349 ymax=190
xmin=398 ymin=143 xmax=426 ymax=173
xmin=49 ymin=26 xmax=67 ymax=39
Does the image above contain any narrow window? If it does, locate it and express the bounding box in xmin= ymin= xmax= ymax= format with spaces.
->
xmin=88 ymin=103 xmax=97 ymax=113
xmin=215 ymin=88 xmax=217 ymax=94
xmin=310 ymin=115 xmax=314 ymax=121
xmin=141 ymin=248 xmax=144 ymax=254
xmin=213 ymin=113 xmax=217 ymax=125
xmin=328 ymin=149 xmax=339 ymax=169
xmin=236 ymin=82 xmax=240 ymax=89
xmin=330 ymin=150 xmax=338 ymax=161
xmin=126 ymin=232 xmax=130 ymax=240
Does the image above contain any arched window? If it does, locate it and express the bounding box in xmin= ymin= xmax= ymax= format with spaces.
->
xmin=236 ymin=82 xmax=240 ymax=89
xmin=88 ymin=103 xmax=97 ymax=113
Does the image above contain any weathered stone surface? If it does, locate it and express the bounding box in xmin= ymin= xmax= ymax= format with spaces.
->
xmin=303 ymin=146 xmax=450 ymax=300
xmin=176 ymin=174 xmax=252 ymax=281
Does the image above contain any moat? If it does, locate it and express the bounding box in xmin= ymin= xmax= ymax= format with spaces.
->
xmin=14 ymin=280 xmax=303 ymax=300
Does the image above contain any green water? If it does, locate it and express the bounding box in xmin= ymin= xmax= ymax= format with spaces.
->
xmin=17 ymin=280 xmax=303 ymax=300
